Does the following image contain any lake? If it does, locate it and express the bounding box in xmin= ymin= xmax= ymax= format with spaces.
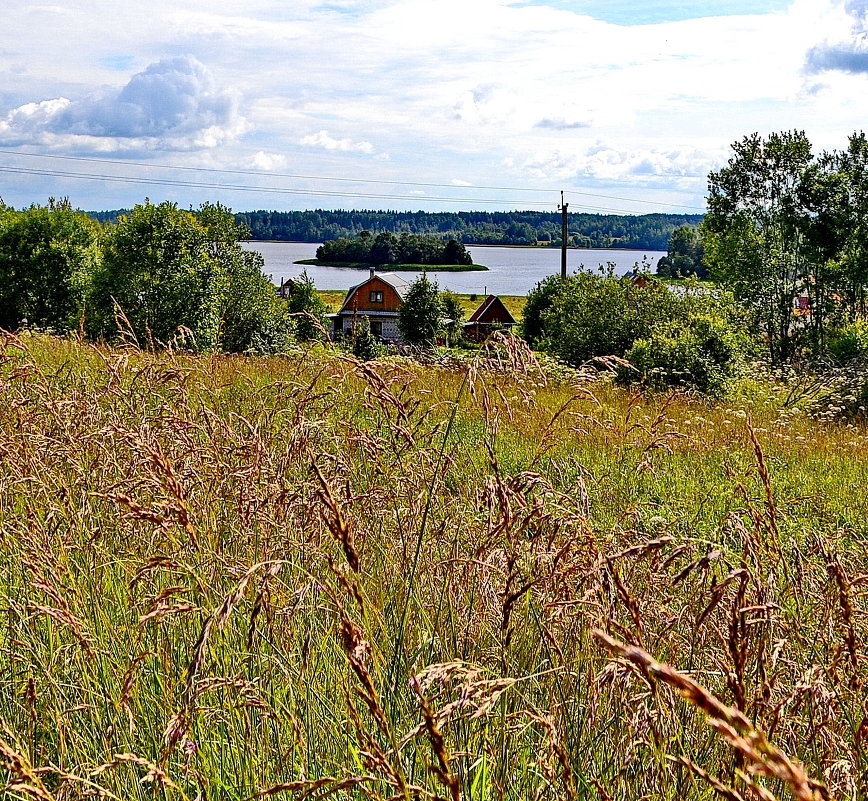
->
xmin=242 ymin=241 xmax=666 ymax=296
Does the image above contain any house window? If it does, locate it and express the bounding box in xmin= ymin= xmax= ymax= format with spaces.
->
xmin=370 ymin=290 xmax=384 ymax=303
xmin=370 ymin=320 xmax=383 ymax=338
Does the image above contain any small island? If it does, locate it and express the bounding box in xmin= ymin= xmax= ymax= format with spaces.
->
xmin=296 ymin=230 xmax=488 ymax=272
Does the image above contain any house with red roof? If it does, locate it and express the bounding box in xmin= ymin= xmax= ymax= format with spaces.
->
xmin=328 ymin=269 xmax=409 ymax=343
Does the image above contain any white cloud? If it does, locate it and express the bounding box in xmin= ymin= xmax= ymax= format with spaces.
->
xmin=299 ymin=130 xmax=374 ymax=154
xmin=1 ymin=0 xmax=867 ymax=212
xmin=0 ymin=56 xmax=247 ymax=151
xmin=248 ymin=151 xmax=287 ymax=171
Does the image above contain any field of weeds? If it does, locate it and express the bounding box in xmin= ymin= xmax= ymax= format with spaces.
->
xmin=0 ymin=332 xmax=865 ymax=801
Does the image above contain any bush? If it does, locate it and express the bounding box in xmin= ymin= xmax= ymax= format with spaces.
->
xmin=825 ymin=318 xmax=868 ymax=364
xmin=525 ymin=271 xmax=750 ymax=395
xmin=622 ymin=313 xmax=745 ymax=395
xmin=398 ymin=273 xmax=443 ymax=347
xmin=350 ymin=315 xmax=380 ymax=361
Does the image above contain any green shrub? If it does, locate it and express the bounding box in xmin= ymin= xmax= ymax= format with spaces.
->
xmin=825 ymin=318 xmax=868 ymax=364
xmin=350 ymin=315 xmax=380 ymax=361
xmin=622 ymin=313 xmax=744 ymax=395
xmin=525 ymin=272 xmax=750 ymax=395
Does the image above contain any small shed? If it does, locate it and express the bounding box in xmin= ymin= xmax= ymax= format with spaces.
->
xmin=463 ymin=295 xmax=518 ymax=343
xmin=275 ymin=278 xmax=298 ymax=298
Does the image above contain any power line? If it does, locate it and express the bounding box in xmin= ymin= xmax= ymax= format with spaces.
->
xmin=0 ymin=148 xmax=708 ymax=213
xmin=0 ymin=164 xmax=707 ymax=216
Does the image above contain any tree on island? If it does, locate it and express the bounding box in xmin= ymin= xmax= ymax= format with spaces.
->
xmin=317 ymin=231 xmax=473 ymax=266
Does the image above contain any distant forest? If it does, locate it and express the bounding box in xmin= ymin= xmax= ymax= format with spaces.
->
xmin=88 ymin=209 xmax=704 ymax=250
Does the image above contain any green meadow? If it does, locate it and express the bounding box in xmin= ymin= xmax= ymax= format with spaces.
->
xmin=0 ymin=331 xmax=863 ymax=800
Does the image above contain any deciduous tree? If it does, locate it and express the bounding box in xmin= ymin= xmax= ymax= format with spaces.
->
xmin=397 ymin=273 xmax=443 ymax=347
xmin=0 ymin=198 xmax=100 ymax=332
xmin=702 ymin=130 xmax=814 ymax=363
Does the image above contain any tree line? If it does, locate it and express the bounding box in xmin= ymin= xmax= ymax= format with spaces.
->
xmin=0 ymin=199 xmax=323 ymax=352
xmin=91 ymin=208 xmax=703 ymax=250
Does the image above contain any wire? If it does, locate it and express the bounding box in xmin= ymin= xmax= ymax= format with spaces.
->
xmin=0 ymin=148 xmax=708 ymax=213
xmin=0 ymin=164 xmax=706 ymax=215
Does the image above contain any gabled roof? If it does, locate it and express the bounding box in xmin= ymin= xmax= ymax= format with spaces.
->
xmin=337 ymin=272 xmax=410 ymax=315
xmin=466 ymin=295 xmax=517 ymax=325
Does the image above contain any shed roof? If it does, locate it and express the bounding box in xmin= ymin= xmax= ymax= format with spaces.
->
xmin=466 ymin=295 xmax=517 ymax=325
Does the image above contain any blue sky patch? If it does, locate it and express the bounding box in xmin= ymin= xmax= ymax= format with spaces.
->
xmin=512 ymin=0 xmax=789 ymax=25
xmin=99 ymin=55 xmax=135 ymax=72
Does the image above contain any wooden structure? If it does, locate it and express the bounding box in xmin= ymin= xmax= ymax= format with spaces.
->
xmin=463 ymin=295 xmax=518 ymax=342
xmin=275 ymin=278 xmax=296 ymax=298
xmin=329 ymin=270 xmax=409 ymax=343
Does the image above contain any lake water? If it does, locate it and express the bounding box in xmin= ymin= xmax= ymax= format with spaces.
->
xmin=242 ymin=241 xmax=665 ymax=296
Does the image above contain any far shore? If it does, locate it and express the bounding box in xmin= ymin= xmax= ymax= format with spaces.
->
xmin=295 ymin=258 xmax=488 ymax=272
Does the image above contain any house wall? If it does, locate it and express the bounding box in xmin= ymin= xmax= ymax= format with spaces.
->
xmin=334 ymin=313 xmax=402 ymax=344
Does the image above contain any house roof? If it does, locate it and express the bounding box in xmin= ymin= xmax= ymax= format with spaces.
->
xmin=466 ymin=295 xmax=517 ymax=325
xmin=337 ymin=272 xmax=410 ymax=314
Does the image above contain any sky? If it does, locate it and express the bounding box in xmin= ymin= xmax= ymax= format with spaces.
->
xmin=1 ymin=0 xmax=867 ymax=216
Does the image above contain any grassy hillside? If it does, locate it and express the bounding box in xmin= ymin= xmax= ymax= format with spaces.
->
xmin=0 ymin=332 xmax=864 ymax=800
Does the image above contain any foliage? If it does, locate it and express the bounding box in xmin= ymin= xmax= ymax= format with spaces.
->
xmin=525 ymin=273 xmax=748 ymax=394
xmin=316 ymin=231 xmax=474 ymax=266
xmin=520 ymin=274 xmax=565 ymax=346
xmin=535 ymin=272 xmax=681 ymax=363
xmin=397 ymin=272 xmax=443 ymax=347
xmin=439 ymin=290 xmax=465 ymax=344
xmin=350 ymin=314 xmax=380 ymax=361
xmin=656 ymin=224 xmax=706 ymax=278
xmin=622 ymin=296 xmax=748 ymax=394
xmin=217 ymin=209 xmax=708 ymax=249
xmin=0 ymin=198 xmax=101 ymax=332
xmin=89 ymin=200 xmax=287 ymax=351
xmin=703 ymin=131 xmax=814 ymax=364
xmin=824 ymin=317 xmax=868 ymax=364
xmin=285 ymin=270 xmax=329 ymax=341
xmin=90 ymin=201 xmax=221 ymax=346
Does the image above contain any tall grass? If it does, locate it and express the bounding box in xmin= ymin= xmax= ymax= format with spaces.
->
xmin=0 ymin=331 xmax=865 ymax=800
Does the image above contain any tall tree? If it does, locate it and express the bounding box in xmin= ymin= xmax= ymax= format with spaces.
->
xmin=90 ymin=201 xmax=217 ymax=345
xmin=0 ymin=198 xmax=101 ymax=332
xmin=397 ymin=273 xmax=443 ymax=347
xmin=702 ymin=131 xmax=814 ymax=363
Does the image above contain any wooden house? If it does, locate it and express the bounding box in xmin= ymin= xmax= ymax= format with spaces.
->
xmin=463 ymin=295 xmax=518 ymax=342
xmin=329 ymin=270 xmax=409 ymax=343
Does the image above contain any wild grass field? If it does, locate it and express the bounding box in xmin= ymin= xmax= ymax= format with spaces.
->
xmin=0 ymin=332 xmax=865 ymax=800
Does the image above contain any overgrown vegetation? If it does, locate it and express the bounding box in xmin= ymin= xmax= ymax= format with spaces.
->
xmin=0 ymin=332 xmax=864 ymax=800
xmin=522 ymin=272 xmax=751 ymax=395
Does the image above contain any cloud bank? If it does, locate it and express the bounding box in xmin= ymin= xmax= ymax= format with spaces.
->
xmin=806 ymin=0 xmax=868 ymax=74
xmin=0 ymin=56 xmax=247 ymax=150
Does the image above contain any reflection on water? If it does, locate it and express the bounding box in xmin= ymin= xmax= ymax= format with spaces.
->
xmin=242 ymin=241 xmax=665 ymax=296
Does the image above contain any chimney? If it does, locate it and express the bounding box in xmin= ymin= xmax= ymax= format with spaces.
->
xmin=369 ymin=267 xmax=375 ymax=279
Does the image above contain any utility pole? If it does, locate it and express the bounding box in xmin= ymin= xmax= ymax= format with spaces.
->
xmin=558 ymin=191 xmax=569 ymax=278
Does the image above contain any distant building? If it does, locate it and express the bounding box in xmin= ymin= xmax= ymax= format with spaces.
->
xmin=463 ymin=295 xmax=518 ymax=342
xmin=328 ymin=269 xmax=409 ymax=343
xmin=275 ymin=278 xmax=296 ymax=298
xmin=622 ymin=270 xmax=657 ymax=288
